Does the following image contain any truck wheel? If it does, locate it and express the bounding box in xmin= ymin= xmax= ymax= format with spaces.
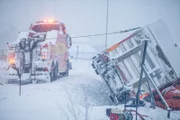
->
xmin=50 ymin=71 xmax=54 ymax=82
xmin=95 ymin=69 xmax=99 ymax=75
xmin=64 ymin=69 xmax=69 ymax=77
xmin=53 ymin=62 xmax=59 ymax=80
xmin=50 ymin=61 xmax=57 ymax=82
xmin=63 ymin=60 xmax=69 ymax=77
xmin=91 ymin=63 xmax=95 ymax=69
xmin=69 ymin=62 xmax=72 ymax=70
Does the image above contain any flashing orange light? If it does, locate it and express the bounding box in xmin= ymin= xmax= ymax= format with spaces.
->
xmin=43 ymin=19 xmax=54 ymax=23
xmin=48 ymin=19 xmax=54 ymax=23
xmin=9 ymin=58 xmax=15 ymax=64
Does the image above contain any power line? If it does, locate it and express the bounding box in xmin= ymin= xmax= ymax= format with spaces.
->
xmin=44 ymin=27 xmax=141 ymax=41
xmin=70 ymin=27 xmax=140 ymax=39
xmin=7 ymin=27 xmax=141 ymax=43
xmin=6 ymin=27 xmax=140 ymax=49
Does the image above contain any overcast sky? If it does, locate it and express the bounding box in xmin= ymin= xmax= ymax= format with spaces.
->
xmin=0 ymin=0 xmax=180 ymax=49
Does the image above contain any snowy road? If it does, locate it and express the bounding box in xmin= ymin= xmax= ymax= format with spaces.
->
xmin=0 ymin=59 xmax=112 ymax=120
xmin=0 ymin=59 xmax=180 ymax=120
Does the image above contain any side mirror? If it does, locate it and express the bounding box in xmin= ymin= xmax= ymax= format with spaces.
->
xmin=70 ymin=37 xmax=72 ymax=46
xmin=66 ymin=35 xmax=72 ymax=48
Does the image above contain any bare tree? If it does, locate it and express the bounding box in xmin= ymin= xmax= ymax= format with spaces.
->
xmin=57 ymin=85 xmax=92 ymax=120
xmin=63 ymin=85 xmax=79 ymax=120
xmin=55 ymin=101 xmax=70 ymax=120
xmin=79 ymin=84 xmax=92 ymax=120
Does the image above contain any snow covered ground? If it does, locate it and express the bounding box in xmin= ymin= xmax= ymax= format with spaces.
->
xmin=0 ymin=59 xmax=180 ymax=120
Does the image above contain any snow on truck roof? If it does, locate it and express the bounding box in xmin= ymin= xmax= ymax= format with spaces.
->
xmin=30 ymin=20 xmax=66 ymax=33
xmin=35 ymin=20 xmax=59 ymax=24
xmin=31 ymin=24 xmax=60 ymax=33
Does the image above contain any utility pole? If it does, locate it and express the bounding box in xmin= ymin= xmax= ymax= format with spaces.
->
xmin=105 ymin=0 xmax=109 ymax=49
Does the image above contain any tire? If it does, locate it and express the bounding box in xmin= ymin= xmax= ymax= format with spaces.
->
xmin=92 ymin=56 xmax=96 ymax=59
xmin=91 ymin=63 xmax=95 ymax=69
xmin=64 ymin=63 xmax=69 ymax=77
xmin=63 ymin=60 xmax=69 ymax=77
xmin=50 ymin=61 xmax=58 ymax=81
xmin=69 ymin=62 xmax=72 ymax=70
xmin=64 ymin=70 xmax=69 ymax=77
xmin=95 ymin=69 xmax=99 ymax=75
xmin=54 ymin=61 xmax=59 ymax=79
xmin=50 ymin=71 xmax=54 ymax=82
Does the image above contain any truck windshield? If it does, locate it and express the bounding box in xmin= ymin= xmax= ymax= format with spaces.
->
xmin=31 ymin=24 xmax=60 ymax=32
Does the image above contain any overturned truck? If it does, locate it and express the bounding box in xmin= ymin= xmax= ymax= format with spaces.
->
xmin=92 ymin=19 xmax=180 ymax=110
